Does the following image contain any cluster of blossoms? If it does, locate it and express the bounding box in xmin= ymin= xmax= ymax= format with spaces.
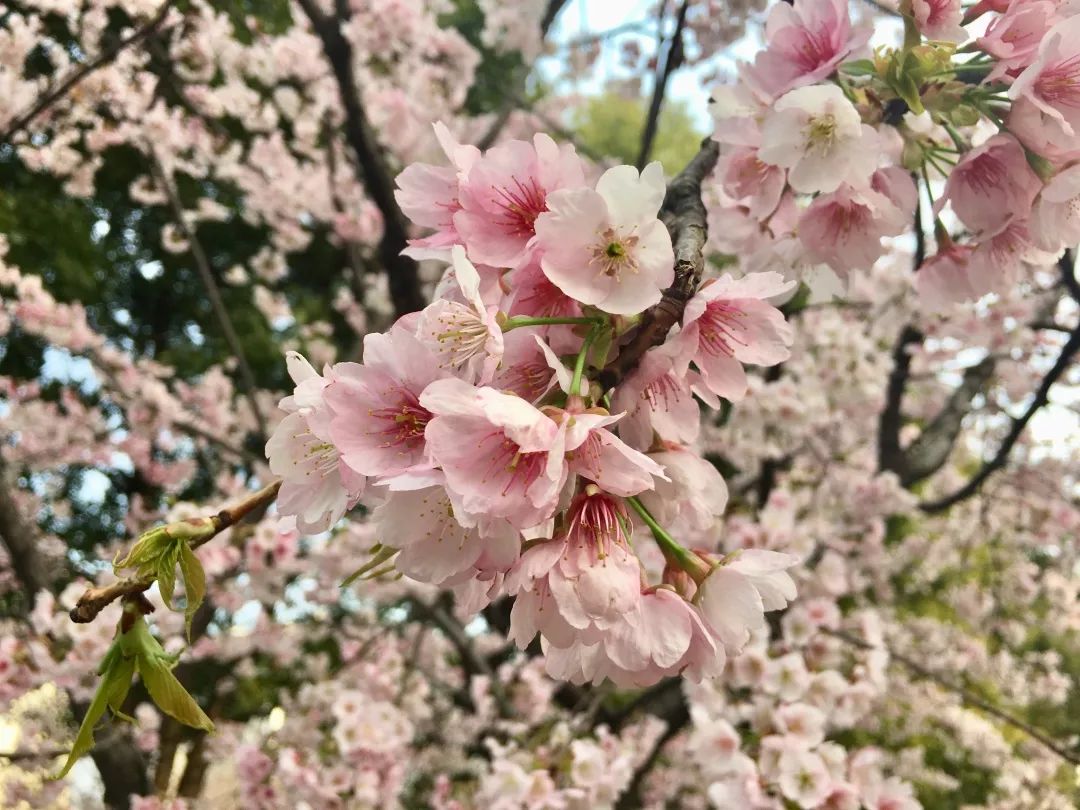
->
xmin=265 ymin=122 xmax=800 ymax=686
xmin=709 ymin=0 xmax=1080 ymax=312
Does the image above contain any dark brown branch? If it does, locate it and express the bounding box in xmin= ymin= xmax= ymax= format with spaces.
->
xmin=895 ymin=356 xmax=997 ymax=487
xmin=598 ymin=138 xmax=720 ymax=390
xmin=295 ymin=0 xmax=425 ymax=317
xmin=0 ymin=0 xmax=175 ymax=143
xmin=69 ymin=480 xmax=281 ymax=623
xmin=877 ymin=325 xmax=924 ymax=475
xmin=829 ymin=628 xmax=1080 ymax=765
xmin=476 ymin=0 xmax=570 ymax=151
xmin=1060 ymin=249 xmax=1080 ymax=303
xmin=635 ymin=0 xmax=690 ymax=170
xmin=149 ymin=156 xmax=268 ymax=439
xmin=920 ymin=324 xmax=1080 ymax=512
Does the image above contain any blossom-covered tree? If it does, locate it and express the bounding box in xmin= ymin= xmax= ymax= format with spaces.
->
xmin=2 ymin=1 xmax=1080 ymax=809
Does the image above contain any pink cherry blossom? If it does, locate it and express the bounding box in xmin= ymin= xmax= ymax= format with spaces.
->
xmin=610 ymin=341 xmax=705 ymax=449
xmin=717 ymin=146 xmax=786 ymax=220
xmin=798 ymin=184 xmax=909 ymax=278
xmin=395 ymin=122 xmax=480 ymax=254
xmin=758 ymin=84 xmax=879 ymax=194
xmin=937 ymin=134 xmax=1042 ymax=237
xmin=420 ymin=378 xmax=567 ymax=529
xmin=914 ymin=243 xmax=980 ymax=311
xmin=454 ymin=133 xmax=586 ymax=267
xmin=911 ymin=0 xmax=966 ymax=43
xmin=373 ymin=477 xmax=519 ymax=584
xmin=741 ymin=0 xmax=869 ymax=101
xmin=676 ymin=272 xmax=795 ymax=402
xmin=535 ymin=162 xmax=674 ymax=315
xmin=1029 ymin=162 xmax=1080 ymax=251
xmin=415 ymin=246 xmax=504 ymax=383
xmin=695 ymin=548 xmax=799 ymax=655
xmin=1009 ymin=16 xmax=1080 ymax=140
xmin=977 ymin=1 xmax=1059 ymax=81
xmin=265 ymin=354 xmax=365 ymax=534
xmin=325 ymin=327 xmax=443 ymax=481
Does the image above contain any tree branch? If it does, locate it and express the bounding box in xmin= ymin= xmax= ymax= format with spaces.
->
xmin=829 ymin=628 xmax=1080 ymax=766
xmin=1060 ymin=248 xmax=1080 ymax=304
xmin=919 ymin=324 xmax=1080 ymax=513
xmin=598 ymin=139 xmax=720 ymax=390
xmin=877 ymin=325 xmax=924 ymax=475
xmin=294 ymin=0 xmax=425 ymax=317
xmin=149 ymin=156 xmax=268 ymax=439
xmin=635 ymin=0 xmax=690 ymax=170
xmin=69 ymin=480 xmax=281 ymax=623
xmin=0 ymin=0 xmax=175 ymax=143
xmin=408 ymin=594 xmax=513 ymax=717
xmin=896 ymin=356 xmax=997 ymax=487
xmin=475 ymin=0 xmax=571 ymax=151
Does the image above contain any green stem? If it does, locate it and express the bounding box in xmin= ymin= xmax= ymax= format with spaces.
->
xmin=570 ymin=324 xmax=600 ymax=396
xmin=501 ymin=315 xmax=603 ymax=332
xmin=626 ymin=495 xmax=708 ymax=581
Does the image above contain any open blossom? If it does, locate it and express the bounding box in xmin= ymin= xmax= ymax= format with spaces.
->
xmin=978 ymin=1 xmax=1059 ymax=81
xmin=535 ymin=162 xmax=674 ymax=315
xmin=758 ymin=84 xmax=878 ymax=194
xmin=415 ymin=245 xmax=504 ymax=383
xmin=799 ymin=177 xmax=911 ymax=277
xmin=265 ymin=353 xmax=364 ymax=534
xmin=420 ymin=378 xmax=567 ymax=529
xmin=741 ymin=0 xmax=868 ymax=101
xmin=911 ymin=0 xmax=966 ymax=42
xmin=372 ymin=475 xmax=519 ymax=584
xmin=1030 ymin=163 xmax=1080 ymax=251
xmin=937 ymin=134 xmax=1042 ymax=237
xmin=717 ymin=146 xmax=786 ymax=220
xmin=1009 ymin=16 xmax=1080 ymax=140
xmin=325 ymin=326 xmax=443 ymax=481
xmin=914 ymin=244 xmax=979 ymax=311
xmin=509 ymin=490 xmax=642 ymax=645
xmin=455 ymin=133 xmax=586 ymax=267
xmin=675 ymin=272 xmax=794 ymax=402
xmin=695 ymin=549 xmax=799 ymax=655
xmin=777 ymin=749 xmax=833 ymax=809
xmin=611 ymin=341 xmax=707 ymax=449
xmin=395 ymin=122 xmax=479 ymax=255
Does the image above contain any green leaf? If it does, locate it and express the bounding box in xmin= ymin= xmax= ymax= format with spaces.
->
xmin=156 ymin=544 xmax=181 ymax=609
xmin=840 ymin=59 xmax=877 ymax=77
xmin=137 ymin=653 xmax=214 ymax=733
xmin=113 ymin=527 xmax=170 ymax=574
xmin=54 ymin=642 xmax=134 ymax=779
xmin=178 ymin=543 xmax=207 ymax=641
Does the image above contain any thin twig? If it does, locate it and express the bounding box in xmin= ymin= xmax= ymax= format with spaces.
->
xmin=476 ymin=0 xmax=571 ymax=151
xmin=408 ymin=595 xmax=514 ymax=717
xmin=1 ymin=0 xmax=175 ymax=143
xmin=69 ymin=480 xmax=281 ymax=623
xmin=149 ymin=155 xmax=268 ymax=439
xmin=919 ymin=323 xmax=1080 ymax=512
xmin=635 ymin=0 xmax=690 ymax=170
xmin=829 ymin=628 xmax=1080 ymax=766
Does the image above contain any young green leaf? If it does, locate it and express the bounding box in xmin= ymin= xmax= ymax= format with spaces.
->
xmin=156 ymin=543 xmax=181 ymax=609
xmin=177 ymin=542 xmax=207 ymax=641
xmin=113 ymin=526 xmax=170 ymax=574
xmin=137 ymin=653 xmax=214 ymax=732
xmin=53 ymin=641 xmax=134 ymax=779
